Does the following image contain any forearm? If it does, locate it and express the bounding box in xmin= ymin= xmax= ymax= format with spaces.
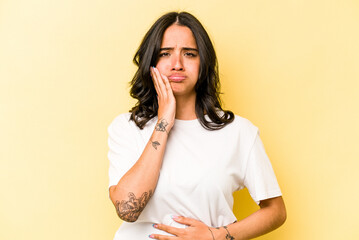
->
xmin=109 ymin=126 xmax=168 ymax=222
xmin=109 ymin=67 xmax=176 ymax=222
xmin=214 ymin=197 xmax=286 ymax=240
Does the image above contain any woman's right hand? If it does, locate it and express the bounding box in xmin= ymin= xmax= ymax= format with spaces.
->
xmin=150 ymin=66 xmax=176 ymax=133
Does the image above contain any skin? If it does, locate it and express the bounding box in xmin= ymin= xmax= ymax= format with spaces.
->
xmin=109 ymin=23 xmax=287 ymax=239
xmin=156 ymin=25 xmax=200 ymax=97
xmin=155 ymin=24 xmax=200 ymax=120
xmin=150 ymin=197 xmax=286 ymax=240
xmin=108 ymin=65 xmax=173 ymax=222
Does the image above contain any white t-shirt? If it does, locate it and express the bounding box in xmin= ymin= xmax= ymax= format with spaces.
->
xmin=108 ymin=113 xmax=282 ymax=240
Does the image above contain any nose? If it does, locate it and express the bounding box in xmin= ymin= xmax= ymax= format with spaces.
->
xmin=171 ymin=53 xmax=184 ymax=71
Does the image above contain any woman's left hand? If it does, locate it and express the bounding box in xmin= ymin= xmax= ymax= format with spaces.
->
xmin=150 ymin=216 xmax=215 ymax=240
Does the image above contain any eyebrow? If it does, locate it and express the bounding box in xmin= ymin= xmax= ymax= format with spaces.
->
xmin=159 ymin=47 xmax=199 ymax=52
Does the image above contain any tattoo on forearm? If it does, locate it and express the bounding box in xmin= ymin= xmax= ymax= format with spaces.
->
xmin=151 ymin=140 xmax=160 ymax=150
xmin=115 ymin=190 xmax=153 ymax=222
xmin=216 ymin=226 xmax=235 ymax=240
xmin=155 ymin=119 xmax=168 ymax=133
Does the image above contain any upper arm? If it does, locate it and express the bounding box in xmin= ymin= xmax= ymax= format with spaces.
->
xmin=259 ymin=196 xmax=287 ymax=224
xmin=244 ymin=133 xmax=282 ymax=205
xmin=108 ymin=115 xmax=139 ymax=188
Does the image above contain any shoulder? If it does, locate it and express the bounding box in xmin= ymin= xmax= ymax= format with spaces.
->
xmin=109 ymin=112 xmax=131 ymax=127
xmin=108 ymin=112 xmax=137 ymax=135
xmin=214 ymin=110 xmax=257 ymax=132
xmin=109 ymin=112 xmax=132 ymax=125
xmin=223 ymin=114 xmax=259 ymax=147
xmin=229 ymin=114 xmax=259 ymax=133
xmin=108 ymin=112 xmax=157 ymax=135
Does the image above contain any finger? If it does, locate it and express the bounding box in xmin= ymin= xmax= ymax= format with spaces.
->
xmin=172 ymin=216 xmax=200 ymax=227
xmin=151 ymin=67 xmax=164 ymax=98
xmin=149 ymin=233 xmax=177 ymax=240
xmin=150 ymin=67 xmax=161 ymax=97
xmin=153 ymin=223 xmax=184 ymax=236
xmin=153 ymin=67 xmax=167 ymax=99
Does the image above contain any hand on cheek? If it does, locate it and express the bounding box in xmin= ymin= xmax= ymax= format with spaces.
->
xmin=150 ymin=67 xmax=176 ymax=131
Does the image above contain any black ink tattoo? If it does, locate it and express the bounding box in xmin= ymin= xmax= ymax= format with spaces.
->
xmin=155 ymin=119 xmax=168 ymax=133
xmin=151 ymin=140 xmax=160 ymax=150
xmin=216 ymin=226 xmax=235 ymax=240
xmin=115 ymin=190 xmax=153 ymax=222
xmin=208 ymin=227 xmax=215 ymax=240
xmin=224 ymin=226 xmax=235 ymax=240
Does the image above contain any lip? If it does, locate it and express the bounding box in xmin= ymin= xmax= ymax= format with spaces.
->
xmin=168 ymin=75 xmax=186 ymax=82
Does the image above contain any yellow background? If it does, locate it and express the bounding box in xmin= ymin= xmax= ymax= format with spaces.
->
xmin=1 ymin=0 xmax=358 ymax=239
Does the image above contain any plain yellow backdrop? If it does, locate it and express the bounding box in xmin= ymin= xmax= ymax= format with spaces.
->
xmin=1 ymin=0 xmax=358 ymax=239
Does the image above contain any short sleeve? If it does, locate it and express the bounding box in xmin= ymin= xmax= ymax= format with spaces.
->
xmin=107 ymin=114 xmax=139 ymax=189
xmin=243 ymin=133 xmax=282 ymax=205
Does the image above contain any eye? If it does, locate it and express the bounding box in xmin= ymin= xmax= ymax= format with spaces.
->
xmin=184 ymin=52 xmax=197 ymax=57
xmin=159 ymin=52 xmax=170 ymax=57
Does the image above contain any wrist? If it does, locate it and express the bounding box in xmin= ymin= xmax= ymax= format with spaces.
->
xmin=223 ymin=226 xmax=235 ymax=240
xmin=156 ymin=118 xmax=172 ymax=133
xmin=211 ymin=226 xmax=236 ymax=240
xmin=211 ymin=227 xmax=227 ymax=240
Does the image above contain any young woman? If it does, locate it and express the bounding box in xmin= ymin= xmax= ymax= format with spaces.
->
xmin=108 ymin=12 xmax=286 ymax=240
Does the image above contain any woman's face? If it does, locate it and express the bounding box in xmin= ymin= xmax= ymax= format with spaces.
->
xmin=155 ymin=24 xmax=200 ymax=97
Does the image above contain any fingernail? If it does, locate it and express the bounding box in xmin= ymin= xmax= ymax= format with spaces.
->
xmin=172 ymin=215 xmax=179 ymax=219
xmin=152 ymin=224 xmax=158 ymax=228
xmin=149 ymin=234 xmax=155 ymax=239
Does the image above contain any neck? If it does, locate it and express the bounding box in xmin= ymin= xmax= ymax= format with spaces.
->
xmin=174 ymin=93 xmax=197 ymax=120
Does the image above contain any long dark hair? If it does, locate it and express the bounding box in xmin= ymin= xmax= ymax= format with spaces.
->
xmin=129 ymin=11 xmax=234 ymax=130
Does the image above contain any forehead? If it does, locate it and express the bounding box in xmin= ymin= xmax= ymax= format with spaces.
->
xmin=161 ymin=24 xmax=197 ymax=48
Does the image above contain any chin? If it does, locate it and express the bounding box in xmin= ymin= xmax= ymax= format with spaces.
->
xmin=172 ymin=91 xmax=182 ymax=96
xmin=172 ymin=89 xmax=184 ymax=95
xmin=169 ymin=85 xmax=182 ymax=93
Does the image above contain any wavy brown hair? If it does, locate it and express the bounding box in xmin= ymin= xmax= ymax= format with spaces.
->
xmin=129 ymin=11 xmax=234 ymax=130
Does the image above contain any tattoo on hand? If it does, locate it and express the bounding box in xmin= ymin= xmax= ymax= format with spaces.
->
xmin=155 ymin=119 xmax=168 ymax=133
xmin=151 ymin=140 xmax=160 ymax=150
xmin=115 ymin=190 xmax=153 ymax=222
